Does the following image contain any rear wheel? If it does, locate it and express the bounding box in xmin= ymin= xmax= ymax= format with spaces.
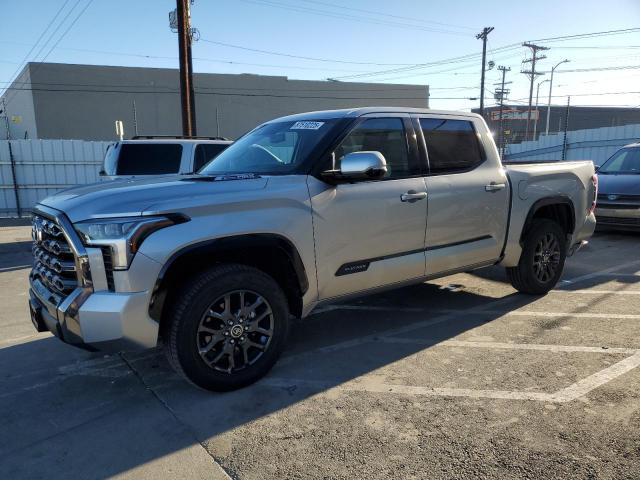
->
xmin=507 ymin=219 xmax=567 ymax=294
xmin=166 ymin=263 xmax=290 ymax=391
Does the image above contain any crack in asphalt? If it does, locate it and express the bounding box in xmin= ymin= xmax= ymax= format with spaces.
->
xmin=118 ymin=352 xmax=236 ymax=480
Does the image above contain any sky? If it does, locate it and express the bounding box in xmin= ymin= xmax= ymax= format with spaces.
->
xmin=1 ymin=0 xmax=639 ymax=112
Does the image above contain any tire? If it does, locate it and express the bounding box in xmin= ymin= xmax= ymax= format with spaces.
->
xmin=506 ymin=219 xmax=567 ymax=295
xmin=165 ymin=263 xmax=290 ymax=391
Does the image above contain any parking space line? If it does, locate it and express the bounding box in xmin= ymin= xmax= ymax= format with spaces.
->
xmin=380 ymin=338 xmax=639 ymax=355
xmin=478 ymin=310 xmax=640 ymax=320
xmin=0 ymin=265 xmax=31 ymax=272
xmin=0 ymin=333 xmax=44 ymax=346
xmin=560 ymin=259 xmax=640 ymax=285
xmin=280 ymin=294 xmax=522 ymax=366
xmin=262 ymin=377 xmax=556 ymax=402
xmin=555 ymin=353 xmax=640 ymax=402
xmin=312 ymin=307 xmax=640 ymax=321
xmin=551 ymin=289 xmax=640 ymax=295
xmin=268 ymin=350 xmax=640 ymax=404
xmin=311 ymin=304 xmax=423 ymax=314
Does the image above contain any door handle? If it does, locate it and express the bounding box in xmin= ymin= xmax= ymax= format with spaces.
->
xmin=400 ymin=190 xmax=428 ymax=203
xmin=485 ymin=182 xmax=506 ymax=192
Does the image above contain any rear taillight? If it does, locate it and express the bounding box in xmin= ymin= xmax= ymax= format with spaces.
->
xmin=588 ymin=174 xmax=598 ymax=215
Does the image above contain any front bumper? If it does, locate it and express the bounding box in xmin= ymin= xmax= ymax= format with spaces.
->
xmin=29 ymin=278 xmax=158 ymax=352
xmin=595 ymin=206 xmax=640 ymax=230
xmin=28 ymin=205 xmax=160 ymax=352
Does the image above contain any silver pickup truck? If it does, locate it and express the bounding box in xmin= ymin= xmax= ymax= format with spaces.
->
xmin=28 ymin=107 xmax=597 ymax=391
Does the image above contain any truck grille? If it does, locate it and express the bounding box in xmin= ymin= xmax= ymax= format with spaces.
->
xmin=597 ymin=194 xmax=640 ymax=202
xmin=100 ymin=246 xmax=116 ymax=291
xmin=31 ymin=215 xmax=78 ymax=299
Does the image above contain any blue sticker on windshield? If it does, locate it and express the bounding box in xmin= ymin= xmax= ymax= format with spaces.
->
xmin=290 ymin=121 xmax=325 ymax=130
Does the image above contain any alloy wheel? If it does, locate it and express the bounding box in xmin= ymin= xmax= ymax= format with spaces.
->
xmin=196 ymin=290 xmax=274 ymax=373
xmin=532 ymin=232 xmax=561 ymax=283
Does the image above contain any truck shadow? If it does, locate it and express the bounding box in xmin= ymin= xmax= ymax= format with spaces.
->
xmin=0 ymin=240 xmax=33 ymax=271
xmin=0 ymin=282 xmax=540 ymax=478
xmin=3 ymin=227 xmax=639 ymax=477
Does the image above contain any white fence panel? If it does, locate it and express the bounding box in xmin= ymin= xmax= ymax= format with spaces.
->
xmin=0 ymin=139 xmax=112 ymax=217
xmin=504 ymin=123 xmax=640 ymax=164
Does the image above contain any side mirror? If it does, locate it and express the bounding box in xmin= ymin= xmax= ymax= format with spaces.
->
xmin=322 ymin=151 xmax=387 ymax=183
xmin=594 ymin=165 xmax=601 ymax=172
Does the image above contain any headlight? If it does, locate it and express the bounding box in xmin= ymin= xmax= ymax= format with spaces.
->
xmin=75 ymin=215 xmax=187 ymax=269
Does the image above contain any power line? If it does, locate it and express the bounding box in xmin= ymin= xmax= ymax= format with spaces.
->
xmin=38 ymin=0 xmax=95 ymax=64
xmin=330 ymin=44 xmax=523 ymax=80
xmin=332 ymin=27 xmax=640 ymax=81
xmin=3 ymin=0 xmax=94 ymax=106
xmin=508 ymin=91 xmax=640 ymax=104
xmin=0 ymin=85 xmax=471 ymax=100
xmin=0 ymin=41 xmax=377 ymax=73
xmin=296 ymin=0 xmax=475 ymax=31
xmin=530 ymin=27 xmax=640 ymax=44
xmin=547 ymin=65 xmax=640 ymax=74
xmin=555 ymin=45 xmax=640 ymax=50
xmin=0 ymin=79 xmax=431 ymax=93
xmin=231 ymin=0 xmax=471 ymax=36
xmin=17 ymin=0 xmax=86 ymax=86
xmin=200 ymin=38 xmax=420 ymax=66
xmin=0 ymin=0 xmax=72 ymax=97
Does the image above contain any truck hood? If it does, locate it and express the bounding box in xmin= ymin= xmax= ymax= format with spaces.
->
xmin=39 ymin=174 xmax=269 ymax=223
xmin=597 ymin=173 xmax=640 ymax=196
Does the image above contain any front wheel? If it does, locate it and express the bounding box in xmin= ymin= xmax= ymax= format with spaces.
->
xmin=166 ymin=264 xmax=290 ymax=391
xmin=506 ymin=219 xmax=567 ymax=295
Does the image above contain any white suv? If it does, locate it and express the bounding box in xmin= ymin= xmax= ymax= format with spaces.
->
xmin=101 ymin=136 xmax=232 ymax=178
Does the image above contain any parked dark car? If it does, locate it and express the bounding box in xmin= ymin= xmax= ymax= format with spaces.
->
xmin=595 ymin=143 xmax=640 ymax=231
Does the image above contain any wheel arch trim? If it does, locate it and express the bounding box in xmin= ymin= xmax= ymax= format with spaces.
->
xmin=148 ymin=233 xmax=309 ymax=322
xmin=520 ymin=195 xmax=576 ymax=244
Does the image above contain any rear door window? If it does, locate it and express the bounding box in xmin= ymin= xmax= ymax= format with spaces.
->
xmin=419 ymin=118 xmax=484 ymax=174
xmin=193 ymin=144 xmax=230 ymax=172
xmin=116 ymin=144 xmax=182 ymax=175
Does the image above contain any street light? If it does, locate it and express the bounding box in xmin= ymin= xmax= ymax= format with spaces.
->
xmin=534 ymin=79 xmax=550 ymax=140
xmin=545 ymin=59 xmax=570 ymax=135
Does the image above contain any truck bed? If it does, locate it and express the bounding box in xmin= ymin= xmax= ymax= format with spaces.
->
xmin=500 ymin=160 xmax=597 ymax=266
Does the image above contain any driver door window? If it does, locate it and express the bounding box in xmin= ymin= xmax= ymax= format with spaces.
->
xmin=335 ymin=118 xmax=417 ymax=179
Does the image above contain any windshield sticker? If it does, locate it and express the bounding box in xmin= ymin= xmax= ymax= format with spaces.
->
xmin=290 ymin=121 xmax=324 ymax=130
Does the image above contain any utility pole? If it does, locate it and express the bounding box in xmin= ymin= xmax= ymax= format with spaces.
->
xmin=561 ymin=96 xmax=571 ymax=161
xmin=174 ymin=0 xmax=197 ymax=136
xmin=521 ymin=42 xmax=549 ymax=141
xmin=132 ymin=100 xmax=139 ymax=137
xmin=1 ymin=98 xmax=21 ymax=217
xmin=533 ymin=79 xmax=550 ymax=141
xmin=476 ymin=27 xmax=494 ymax=118
xmin=545 ymin=59 xmax=570 ymax=136
xmin=494 ymin=66 xmax=511 ymax=157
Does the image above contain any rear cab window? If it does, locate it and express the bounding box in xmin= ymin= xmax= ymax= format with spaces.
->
xmin=419 ymin=118 xmax=485 ymax=174
xmin=115 ymin=143 xmax=183 ymax=175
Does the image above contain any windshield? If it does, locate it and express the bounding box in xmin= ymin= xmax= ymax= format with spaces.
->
xmin=199 ymin=119 xmax=338 ymax=175
xmin=600 ymin=147 xmax=640 ymax=174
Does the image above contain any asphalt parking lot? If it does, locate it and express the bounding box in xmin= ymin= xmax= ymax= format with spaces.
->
xmin=1 ymin=223 xmax=639 ymax=479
